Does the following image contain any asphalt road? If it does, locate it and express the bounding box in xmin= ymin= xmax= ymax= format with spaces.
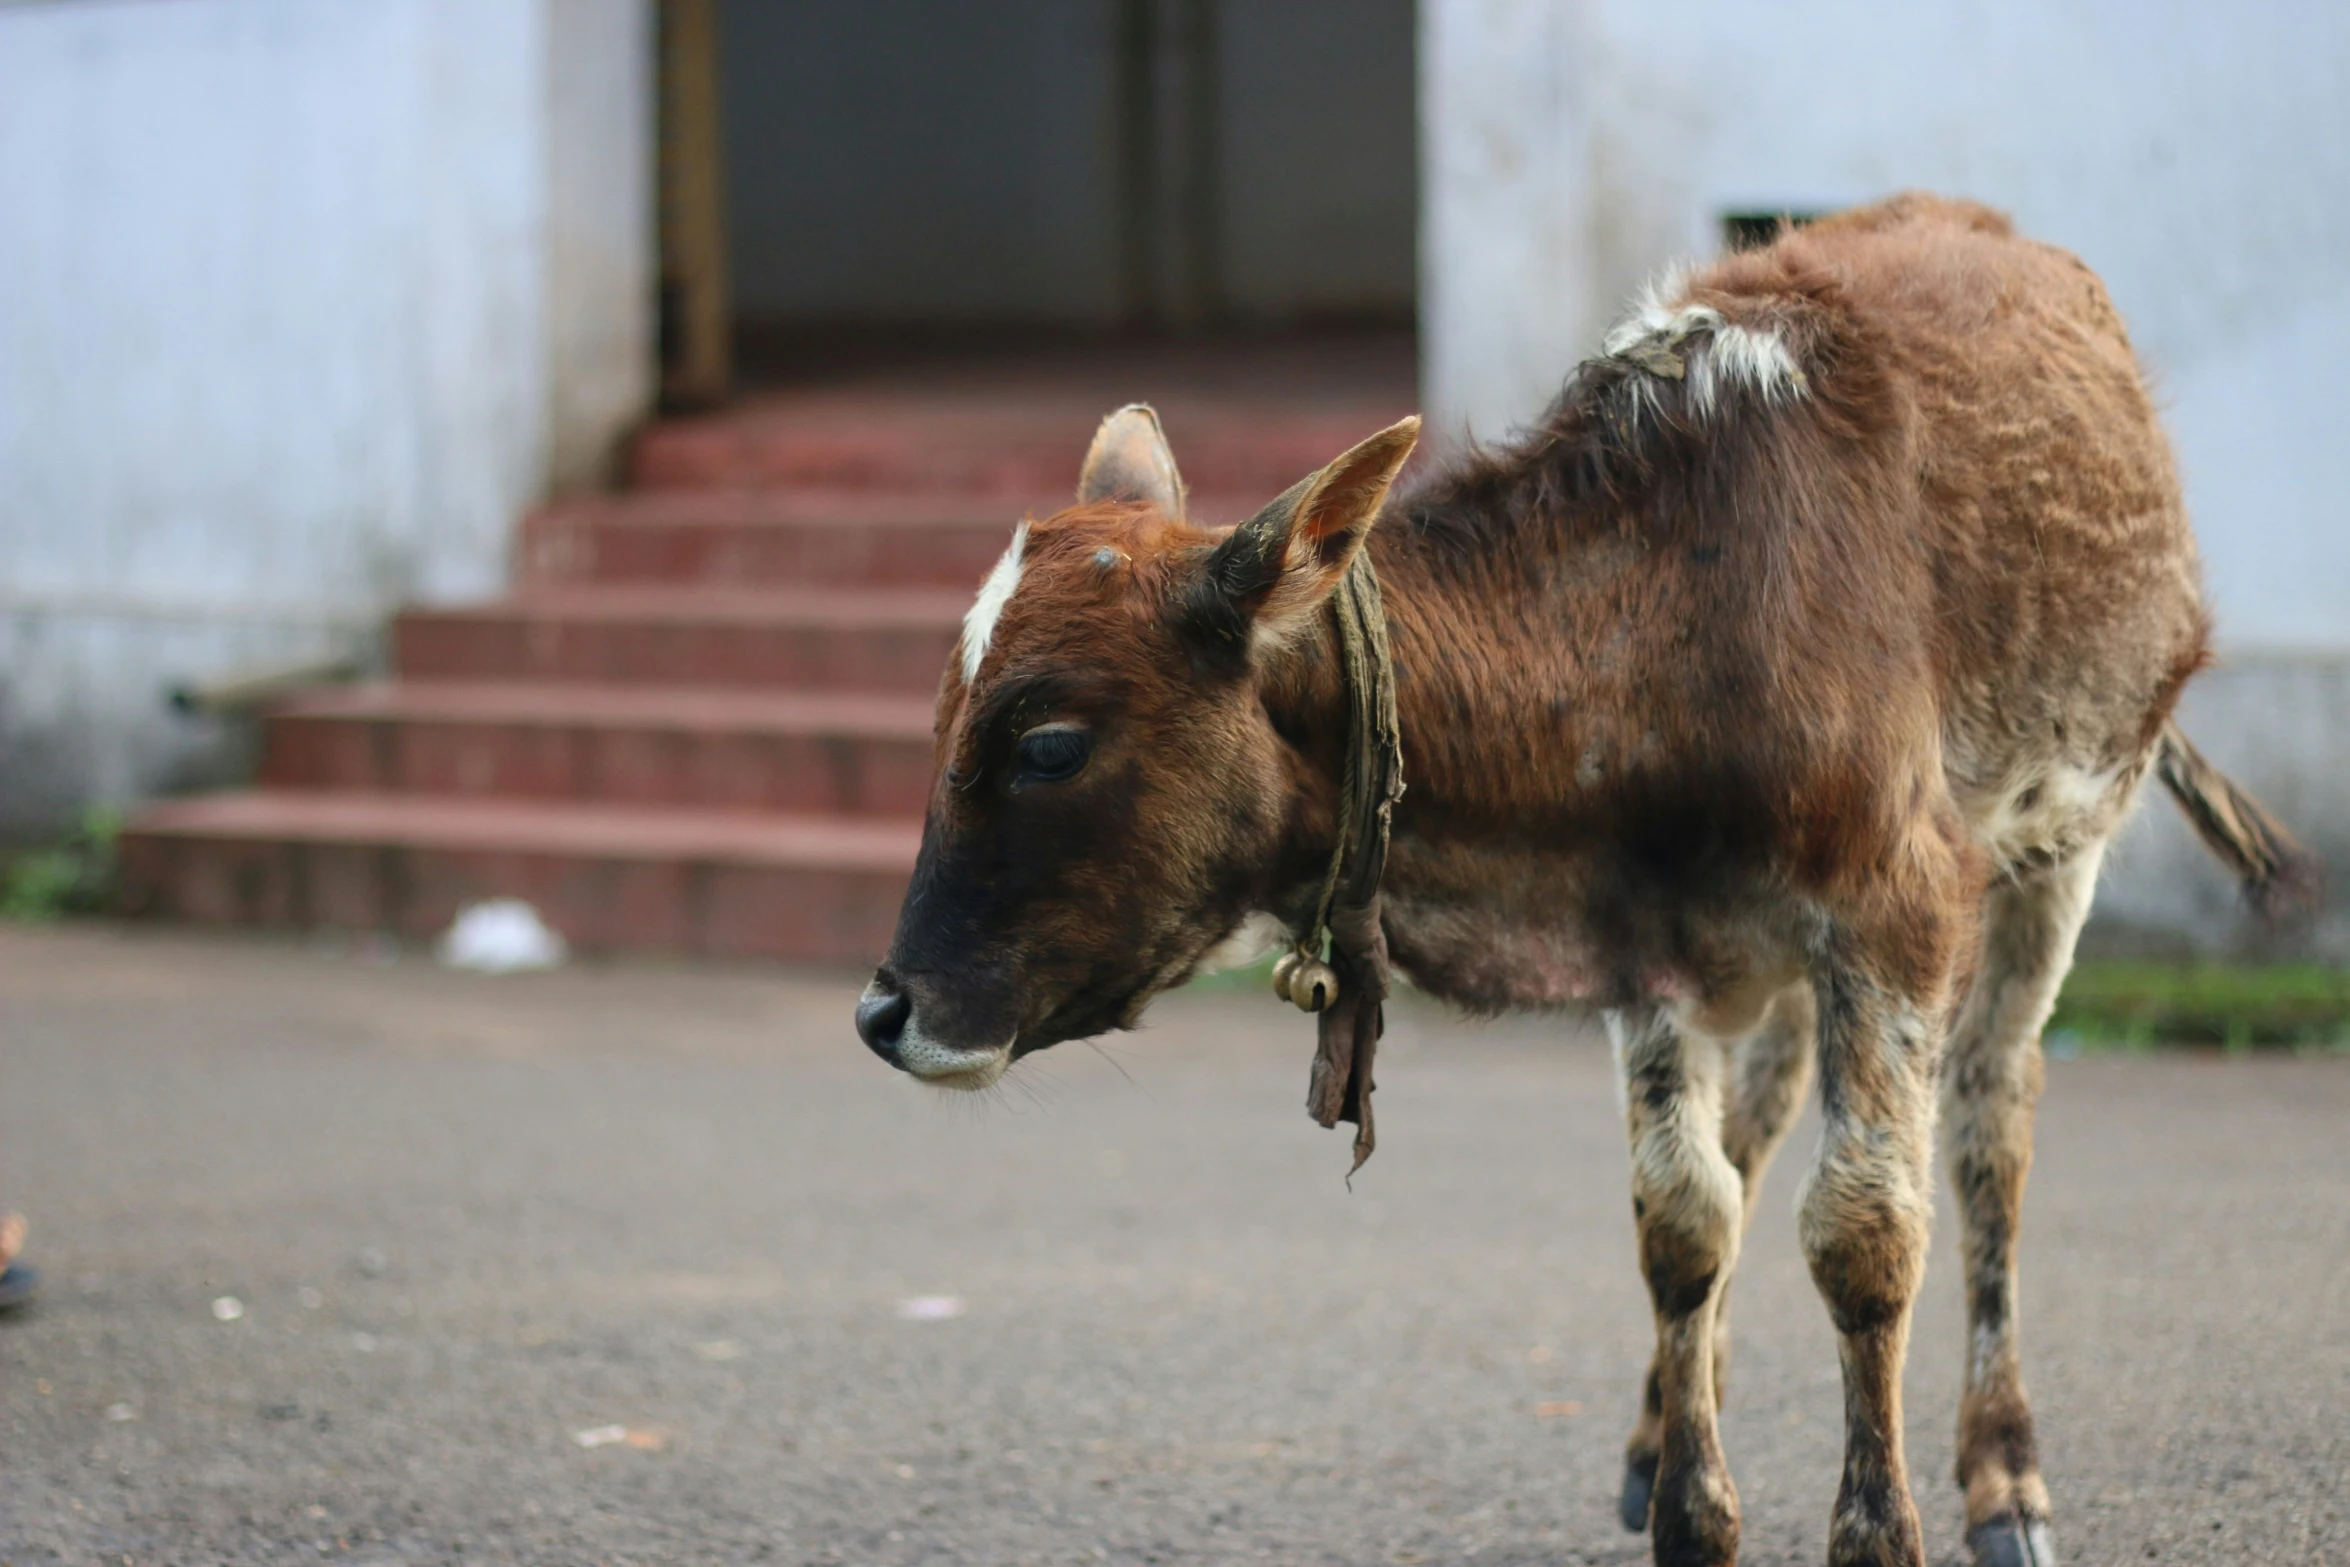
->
xmin=2 ymin=924 xmax=2345 ymax=1566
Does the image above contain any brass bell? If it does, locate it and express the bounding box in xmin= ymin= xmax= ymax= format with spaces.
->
xmin=1271 ymin=950 xmax=1303 ymax=1004
xmin=1287 ymin=956 xmax=1339 ymax=1013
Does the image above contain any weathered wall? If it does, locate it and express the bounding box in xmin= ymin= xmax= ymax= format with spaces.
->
xmin=1421 ymin=0 xmax=2350 ymax=952
xmin=0 ymin=0 xmax=653 ymax=833
xmin=2097 ymin=656 xmax=2350 ymax=960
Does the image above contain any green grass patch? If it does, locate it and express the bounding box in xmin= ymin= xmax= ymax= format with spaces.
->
xmin=2049 ymin=960 xmax=2350 ymax=1053
xmin=1 ymin=807 xmax=123 ymax=923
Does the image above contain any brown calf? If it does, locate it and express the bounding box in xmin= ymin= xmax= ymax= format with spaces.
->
xmin=853 ymin=194 xmax=2315 ymax=1567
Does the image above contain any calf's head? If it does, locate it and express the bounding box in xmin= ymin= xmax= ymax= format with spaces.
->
xmin=855 ymin=406 xmax=1419 ymax=1089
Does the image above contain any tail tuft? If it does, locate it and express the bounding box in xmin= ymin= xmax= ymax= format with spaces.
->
xmin=2155 ymin=722 xmax=2323 ymax=923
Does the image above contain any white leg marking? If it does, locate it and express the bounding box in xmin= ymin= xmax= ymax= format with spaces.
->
xmin=1974 ymin=758 xmax=2134 ymax=870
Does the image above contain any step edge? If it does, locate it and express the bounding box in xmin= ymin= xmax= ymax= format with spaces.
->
xmin=124 ymin=793 xmax=922 ymax=871
xmin=273 ymin=682 xmax=939 ymax=736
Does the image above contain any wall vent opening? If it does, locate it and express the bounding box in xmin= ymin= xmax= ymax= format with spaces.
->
xmin=1720 ymin=209 xmax=1828 ymax=252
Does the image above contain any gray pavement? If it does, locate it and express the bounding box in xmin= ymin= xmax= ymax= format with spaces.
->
xmin=1 ymin=923 xmax=2345 ymax=1566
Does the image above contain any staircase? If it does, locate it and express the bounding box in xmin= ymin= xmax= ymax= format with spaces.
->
xmin=118 ymin=342 xmax=1416 ymax=965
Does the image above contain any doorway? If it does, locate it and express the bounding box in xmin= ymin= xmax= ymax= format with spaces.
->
xmin=659 ymin=0 xmax=1419 ymax=405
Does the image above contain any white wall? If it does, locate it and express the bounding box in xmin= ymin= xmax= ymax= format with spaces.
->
xmin=2097 ymin=653 xmax=2350 ymax=960
xmin=1421 ymin=0 xmax=2350 ymax=950
xmin=1423 ymin=0 xmax=2350 ymax=648
xmin=0 ymin=0 xmax=653 ymax=829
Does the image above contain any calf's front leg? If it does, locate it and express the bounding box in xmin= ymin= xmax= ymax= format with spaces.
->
xmin=1800 ymin=946 xmax=1947 ymax=1567
xmin=1610 ymin=1006 xmax=1745 ymax=1567
xmin=1621 ymin=984 xmax=1816 ymax=1533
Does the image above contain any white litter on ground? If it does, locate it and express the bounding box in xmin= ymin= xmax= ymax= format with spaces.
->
xmin=572 ymin=1424 xmax=628 ymax=1449
xmin=211 ymin=1295 xmax=244 ymax=1321
xmin=896 ymin=1295 xmax=966 ymax=1321
xmin=436 ymin=899 xmax=569 ymax=974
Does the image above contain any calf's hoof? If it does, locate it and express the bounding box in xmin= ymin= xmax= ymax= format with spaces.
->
xmin=1618 ymin=1449 xmax=1658 ymax=1532
xmin=1650 ymin=1464 xmax=1741 ymax=1567
xmin=1968 ymin=1510 xmax=2057 ymax=1567
xmin=1826 ymin=1497 xmax=1924 ymax=1567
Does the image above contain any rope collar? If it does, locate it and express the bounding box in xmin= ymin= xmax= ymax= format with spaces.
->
xmin=1269 ymin=551 xmax=1405 ymax=1175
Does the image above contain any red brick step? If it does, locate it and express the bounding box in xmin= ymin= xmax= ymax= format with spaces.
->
xmin=516 ymin=487 xmax=1271 ymax=589
xmin=118 ymin=791 xmax=916 ymax=963
xmin=395 ymin=586 xmax=966 ymax=692
xmin=630 ymin=399 xmax=1409 ymax=496
xmin=519 ymin=490 xmax=1031 ymax=589
xmin=260 ymin=681 xmax=937 ymax=815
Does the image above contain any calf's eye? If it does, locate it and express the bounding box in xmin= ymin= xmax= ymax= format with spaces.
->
xmin=1013 ymin=725 xmax=1092 ymax=787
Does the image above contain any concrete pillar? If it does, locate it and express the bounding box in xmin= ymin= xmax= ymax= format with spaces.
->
xmin=1419 ymin=0 xmax=1598 ymax=448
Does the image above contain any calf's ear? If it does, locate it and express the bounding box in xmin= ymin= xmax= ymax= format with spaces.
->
xmin=1077 ymin=404 xmax=1186 ymax=518
xmin=1183 ymin=416 xmax=1420 ymax=667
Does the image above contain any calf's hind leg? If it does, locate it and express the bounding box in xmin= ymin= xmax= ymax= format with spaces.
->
xmin=1943 ymin=848 xmax=2105 ymax=1567
xmin=1621 ymin=985 xmax=1816 ymax=1532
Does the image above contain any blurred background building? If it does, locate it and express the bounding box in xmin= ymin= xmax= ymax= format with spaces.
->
xmin=2 ymin=0 xmax=2342 ymax=957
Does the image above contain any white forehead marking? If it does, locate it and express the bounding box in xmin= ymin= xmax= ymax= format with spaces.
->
xmin=959 ymin=521 xmax=1028 ymax=685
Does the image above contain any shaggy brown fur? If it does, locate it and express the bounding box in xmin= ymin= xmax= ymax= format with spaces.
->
xmin=855 ymin=194 xmax=2316 ymax=1567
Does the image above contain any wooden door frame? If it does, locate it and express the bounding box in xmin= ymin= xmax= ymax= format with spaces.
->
xmin=657 ymin=0 xmax=730 ymax=407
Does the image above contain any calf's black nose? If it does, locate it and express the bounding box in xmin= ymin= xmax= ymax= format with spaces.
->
xmin=856 ymin=983 xmax=912 ymax=1066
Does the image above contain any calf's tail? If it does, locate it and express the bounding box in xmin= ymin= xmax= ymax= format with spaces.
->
xmin=2154 ymin=720 xmax=2323 ymax=921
